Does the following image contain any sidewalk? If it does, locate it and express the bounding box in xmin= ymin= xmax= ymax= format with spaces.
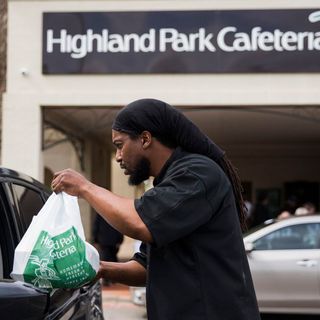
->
xmin=102 ymin=283 xmax=147 ymax=320
xmin=102 ymin=284 xmax=317 ymax=320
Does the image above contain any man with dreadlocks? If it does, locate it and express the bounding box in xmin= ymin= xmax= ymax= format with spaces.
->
xmin=52 ymin=99 xmax=260 ymax=320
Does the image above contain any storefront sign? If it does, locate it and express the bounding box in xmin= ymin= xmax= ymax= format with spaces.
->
xmin=42 ymin=10 xmax=320 ymax=74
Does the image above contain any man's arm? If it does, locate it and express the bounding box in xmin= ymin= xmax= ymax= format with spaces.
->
xmin=97 ymin=260 xmax=146 ymax=287
xmin=51 ymin=169 xmax=153 ymax=243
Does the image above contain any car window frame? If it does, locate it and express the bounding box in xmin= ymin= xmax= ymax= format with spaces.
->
xmin=10 ymin=183 xmax=47 ymax=231
xmin=0 ymin=213 xmax=14 ymax=278
xmin=253 ymin=222 xmax=320 ymax=251
xmin=4 ymin=178 xmax=50 ymax=235
xmin=0 ymin=180 xmax=24 ymax=242
xmin=0 ymin=177 xmax=50 ymax=278
xmin=0 ymin=182 xmax=19 ymax=279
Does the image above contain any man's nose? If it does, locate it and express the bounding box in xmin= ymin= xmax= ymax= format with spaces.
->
xmin=115 ymin=149 xmax=122 ymax=162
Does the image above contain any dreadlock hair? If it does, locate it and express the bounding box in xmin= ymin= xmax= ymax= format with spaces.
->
xmin=216 ymin=155 xmax=247 ymax=232
xmin=126 ymin=130 xmax=247 ymax=231
xmin=112 ymin=98 xmax=248 ymax=231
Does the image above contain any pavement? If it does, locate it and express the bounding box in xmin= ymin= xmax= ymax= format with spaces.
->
xmin=102 ymin=284 xmax=320 ymax=320
xmin=102 ymin=283 xmax=147 ymax=320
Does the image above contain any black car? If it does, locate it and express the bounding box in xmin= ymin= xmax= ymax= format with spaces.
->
xmin=0 ymin=167 xmax=104 ymax=320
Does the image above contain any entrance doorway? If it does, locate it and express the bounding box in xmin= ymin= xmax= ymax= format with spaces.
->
xmin=284 ymin=181 xmax=319 ymax=212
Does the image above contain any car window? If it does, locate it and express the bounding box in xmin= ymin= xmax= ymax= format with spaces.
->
xmin=11 ymin=184 xmax=45 ymax=228
xmin=254 ymin=223 xmax=320 ymax=250
xmin=0 ymin=245 xmax=3 ymax=279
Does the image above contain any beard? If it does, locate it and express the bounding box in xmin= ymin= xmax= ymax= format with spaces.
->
xmin=128 ymin=156 xmax=151 ymax=186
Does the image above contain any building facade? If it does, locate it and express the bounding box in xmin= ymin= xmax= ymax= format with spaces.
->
xmin=3 ymin=1 xmax=320 ymax=246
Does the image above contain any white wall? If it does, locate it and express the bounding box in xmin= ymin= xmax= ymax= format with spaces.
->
xmin=2 ymin=0 xmax=320 ymax=241
xmin=4 ymin=0 xmax=320 ymax=180
xmin=3 ymin=1 xmax=320 ymax=178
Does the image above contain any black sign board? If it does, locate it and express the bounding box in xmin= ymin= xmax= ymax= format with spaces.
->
xmin=43 ymin=9 xmax=320 ymax=74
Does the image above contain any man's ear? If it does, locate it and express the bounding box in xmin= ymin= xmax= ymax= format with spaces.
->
xmin=140 ymin=131 xmax=152 ymax=149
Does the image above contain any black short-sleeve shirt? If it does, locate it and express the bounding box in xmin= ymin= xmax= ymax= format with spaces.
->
xmin=133 ymin=148 xmax=260 ymax=320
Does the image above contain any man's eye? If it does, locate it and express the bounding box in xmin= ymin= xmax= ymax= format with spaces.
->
xmin=115 ymin=144 xmax=122 ymax=150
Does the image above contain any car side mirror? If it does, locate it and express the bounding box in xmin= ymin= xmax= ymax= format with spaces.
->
xmin=0 ymin=280 xmax=48 ymax=319
xmin=244 ymin=242 xmax=255 ymax=253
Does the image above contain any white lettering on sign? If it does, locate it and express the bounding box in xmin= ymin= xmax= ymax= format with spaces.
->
xmin=217 ymin=26 xmax=320 ymax=52
xmin=47 ymin=28 xmax=156 ymax=58
xmin=46 ymin=25 xmax=320 ymax=59
xmin=159 ymin=28 xmax=215 ymax=52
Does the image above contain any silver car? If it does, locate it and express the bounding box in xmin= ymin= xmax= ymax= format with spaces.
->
xmin=244 ymin=215 xmax=320 ymax=315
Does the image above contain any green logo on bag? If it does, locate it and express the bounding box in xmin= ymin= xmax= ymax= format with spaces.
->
xmin=24 ymin=227 xmax=96 ymax=289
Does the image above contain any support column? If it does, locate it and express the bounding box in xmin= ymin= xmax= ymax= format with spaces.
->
xmin=1 ymin=93 xmax=43 ymax=181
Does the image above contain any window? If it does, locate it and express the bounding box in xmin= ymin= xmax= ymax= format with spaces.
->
xmin=0 ymin=245 xmax=3 ymax=279
xmin=11 ymin=184 xmax=44 ymax=228
xmin=0 ymin=194 xmax=17 ymax=279
xmin=254 ymin=223 xmax=320 ymax=250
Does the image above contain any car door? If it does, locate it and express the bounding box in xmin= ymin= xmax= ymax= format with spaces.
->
xmin=0 ymin=181 xmax=49 ymax=320
xmin=247 ymin=222 xmax=320 ymax=310
xmin=0 ymin=177 xmax=103 ymax=320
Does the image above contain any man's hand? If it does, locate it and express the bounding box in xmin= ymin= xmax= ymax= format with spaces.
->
xmin=52 ymin=169 xmax=153 ymax=243
xmin=92 ymin=260 xmax=147 ymax=287
xmin=93 ymin=261 xmax=105 ymax=283
xmin=51 ymin=168 xmax=92 ymax=197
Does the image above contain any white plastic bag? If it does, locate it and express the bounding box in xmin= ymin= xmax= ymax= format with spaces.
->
xmin=11 ymin=192 xmax=100 ymax=290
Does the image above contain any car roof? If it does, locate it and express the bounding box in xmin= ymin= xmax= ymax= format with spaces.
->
xmin=0 ymin=167 xmax=48 ymax=191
